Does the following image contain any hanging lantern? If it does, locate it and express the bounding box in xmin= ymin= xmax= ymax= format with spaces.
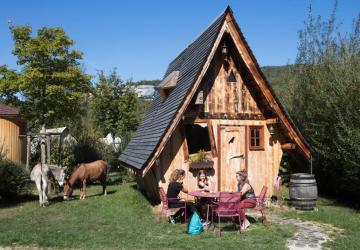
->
xmin=222 ymin=41 xmax=228 ymax=56
xmin=269 ymin=124 xmax=275 ymax=135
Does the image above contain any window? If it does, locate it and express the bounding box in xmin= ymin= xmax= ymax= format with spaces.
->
xmin=249 ymin=126 xmax=264 ymax=150
xmin=185 ymin=124 xmax=211 ymax=155
xmin=227 ymin=70 xmax=237 ymax=83
xmin=159 ymin=88 xmax=173 ymax=100
xmin=157 ymin=71 xmax=179 ymax=101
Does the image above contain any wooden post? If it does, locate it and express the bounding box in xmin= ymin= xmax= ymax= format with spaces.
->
xmin=58 ymin=135 xmax=63 ymax=166
xmin=40 ymin=125 xmax=46 ymax=165
xmin=26 ymin=134 xmax=31 ymax=171
xmin=46 ymin=135 xmax=51 ymax=164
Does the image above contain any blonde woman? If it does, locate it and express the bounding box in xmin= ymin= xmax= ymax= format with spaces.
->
xmin=167 ymin=169 xmax=206 ymax=225
xmin=235 ymin=170 xmax=256 ymax=230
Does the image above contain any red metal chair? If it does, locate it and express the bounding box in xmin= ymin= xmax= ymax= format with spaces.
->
xmin=212 ymin=192 xmax=242 ymax=238
xmin=243 ymin=185 xmax=268 ymax=224
xmin=158 ymin=187 xmax=187 ymax=227
xmin=255 ymin=185 xmax=268 ymax=224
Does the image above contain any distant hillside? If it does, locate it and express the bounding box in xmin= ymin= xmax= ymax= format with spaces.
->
xmin=261 ymin=65 xmax=289 ymax=93
xmin=130 ymin=80 xmax=161 ymax=86
xmin=130 ymin=66 xmax=290 ymax=101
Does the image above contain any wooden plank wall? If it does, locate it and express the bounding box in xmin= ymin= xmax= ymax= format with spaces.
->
xmin=143 ymin=119 xmax=283 ymax=198
xmin=0 ymin=118 xmax=24 ymax=164
xmin=203 ymin=54 xmax=262 ymax=116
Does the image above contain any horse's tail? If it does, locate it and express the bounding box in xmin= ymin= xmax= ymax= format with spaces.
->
xmin=30 ymin=163 xmax=39 ymax=181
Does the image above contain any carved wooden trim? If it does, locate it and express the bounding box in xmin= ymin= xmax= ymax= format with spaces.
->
xmin=207 ymin=120 xmax=217 ymax=157
xmin=282 ymin=143 xmax=296 ymax=150
xmin=179 ymin=120 xmax=189 ymax=162
xmin=202 ymin=112 xmax=265 ymax=120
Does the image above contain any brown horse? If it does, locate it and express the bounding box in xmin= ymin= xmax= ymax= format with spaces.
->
xmin=63 ymin=160 xmax=108 ymax=200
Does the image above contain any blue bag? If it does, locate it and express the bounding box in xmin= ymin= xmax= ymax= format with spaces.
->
xmin=187 ymin=212 xmax=203 ymax=235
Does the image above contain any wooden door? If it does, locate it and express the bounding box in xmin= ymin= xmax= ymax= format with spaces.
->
xmin=219 ymin=126 xmax=246 ymax=191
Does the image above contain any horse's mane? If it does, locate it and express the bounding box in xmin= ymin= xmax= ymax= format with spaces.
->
xmin=66 ymin=164 xmax=82 ymax=185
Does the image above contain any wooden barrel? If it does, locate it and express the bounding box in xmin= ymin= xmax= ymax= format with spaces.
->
xmin=289 ymin=173 xmax=318 ymax=210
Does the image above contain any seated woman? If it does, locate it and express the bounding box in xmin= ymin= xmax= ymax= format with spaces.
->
xmin=167 ymin=169 xmax=208 ymax=225
xmin=197 ymin=170 xmax=210 ymax=191
xmin=235 ymin=170 xmax=256 ymax=230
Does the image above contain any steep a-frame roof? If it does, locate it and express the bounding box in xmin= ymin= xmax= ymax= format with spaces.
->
xmin=119 ymin=10 xmax=227 ymax=171
xmin=119 ymin=7 xmax=311 ymax=175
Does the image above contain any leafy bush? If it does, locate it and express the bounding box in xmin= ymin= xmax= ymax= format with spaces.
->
xmin=0 ymin=160 xmax=31 ymax=200
xmin=189 ymin=150 xmax=212 ymax=163
xmin=285 ymin=3 xmax=360 ymax=206
xmin=48 ymin=129 xmax=121 ymax=177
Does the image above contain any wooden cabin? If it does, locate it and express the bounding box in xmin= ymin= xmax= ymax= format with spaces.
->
xmin=119 ymin=7 xmax=311 ymax=200
xmin=0 ymin=103 xmax=27 ymax=164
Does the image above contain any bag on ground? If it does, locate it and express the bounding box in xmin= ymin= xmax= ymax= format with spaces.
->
xmin=187 ymin=212 xmax=203 ymax=235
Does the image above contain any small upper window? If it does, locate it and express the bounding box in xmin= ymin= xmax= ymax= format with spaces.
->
xmin=157 ymin=71 xmax=179 ymax=100
xmin=185 ymin=124 xmax=211 ymax=154
xmin=249 ymin=126 xmax=264 ymax=150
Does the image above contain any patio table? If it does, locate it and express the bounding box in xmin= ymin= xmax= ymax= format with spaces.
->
xmin=189 ymin=191 xmax=220 ymax=225
xmin=188 ymin=190 xmax=220 ymax=199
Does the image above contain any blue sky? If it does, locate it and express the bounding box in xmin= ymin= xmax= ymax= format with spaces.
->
xmin=1 ymin=1 xmax=359 ymax=81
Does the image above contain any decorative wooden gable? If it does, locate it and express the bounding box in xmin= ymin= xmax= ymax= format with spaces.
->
xmin=202 ymin=52 xmax=263 ymax=117
xmin=187 ymin=33 xmax=272 ymax=120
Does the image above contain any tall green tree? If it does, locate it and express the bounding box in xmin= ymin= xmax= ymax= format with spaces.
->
xmin=287 ymin=2 xmax=360 ymax=204
xmin=0 ymin=25 xmax=92 ymax=130
xmin=0 ymin=65 xmax=19 ymax=103
xmin=90 ymin=70 xmax=139 ymax=150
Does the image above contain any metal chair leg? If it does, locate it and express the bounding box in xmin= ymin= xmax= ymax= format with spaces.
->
xmin=218 ymin=216 xmax=221 ymax=238
xmin=184 ymin=208 xmax=187 ymax=229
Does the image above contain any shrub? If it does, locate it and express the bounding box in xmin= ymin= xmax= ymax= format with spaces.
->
xmin=50 ymin=129 xmax=121 ymax=176
xmin=285 ymin=3 xmax=360 ymax=206
xmin=0 ymin=160 xmax=31 ymax=200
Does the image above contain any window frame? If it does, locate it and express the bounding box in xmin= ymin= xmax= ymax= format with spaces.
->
xmin=181 ymin=120 xmax=217 ymax=162
xmin=249 ymin=126 xmax=265 ymax=151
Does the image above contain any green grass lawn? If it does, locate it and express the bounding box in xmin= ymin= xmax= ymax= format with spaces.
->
xmin=276 ymin=198 xmax=360 ymax=250
xmin=0 ymin=183 xmax=293 ymax=250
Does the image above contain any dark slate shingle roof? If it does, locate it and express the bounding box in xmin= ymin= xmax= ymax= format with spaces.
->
xmin=119 ymin=11 xmax=227 ymax=170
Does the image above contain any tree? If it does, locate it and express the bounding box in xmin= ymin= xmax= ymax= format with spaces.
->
xmin=287 ymin=2 xmax=360 ymax=205
xmin=0 ymin=65 xmax=19 ymax=103
xmin=0 ymin=25 xmax=92 ymax=130
xmin=90 ymin=70 xmax=139 ymax=151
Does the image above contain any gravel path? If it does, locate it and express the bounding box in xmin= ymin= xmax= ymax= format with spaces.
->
xmin=268 ymin=215 xmax=331 ymax=250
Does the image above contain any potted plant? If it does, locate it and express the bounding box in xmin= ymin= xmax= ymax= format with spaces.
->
xmin=189 ymin=150 xmax=214 ymax=170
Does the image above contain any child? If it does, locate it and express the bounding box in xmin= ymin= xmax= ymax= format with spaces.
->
xmin=197 ymin=170 xmax=210 ymax=191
